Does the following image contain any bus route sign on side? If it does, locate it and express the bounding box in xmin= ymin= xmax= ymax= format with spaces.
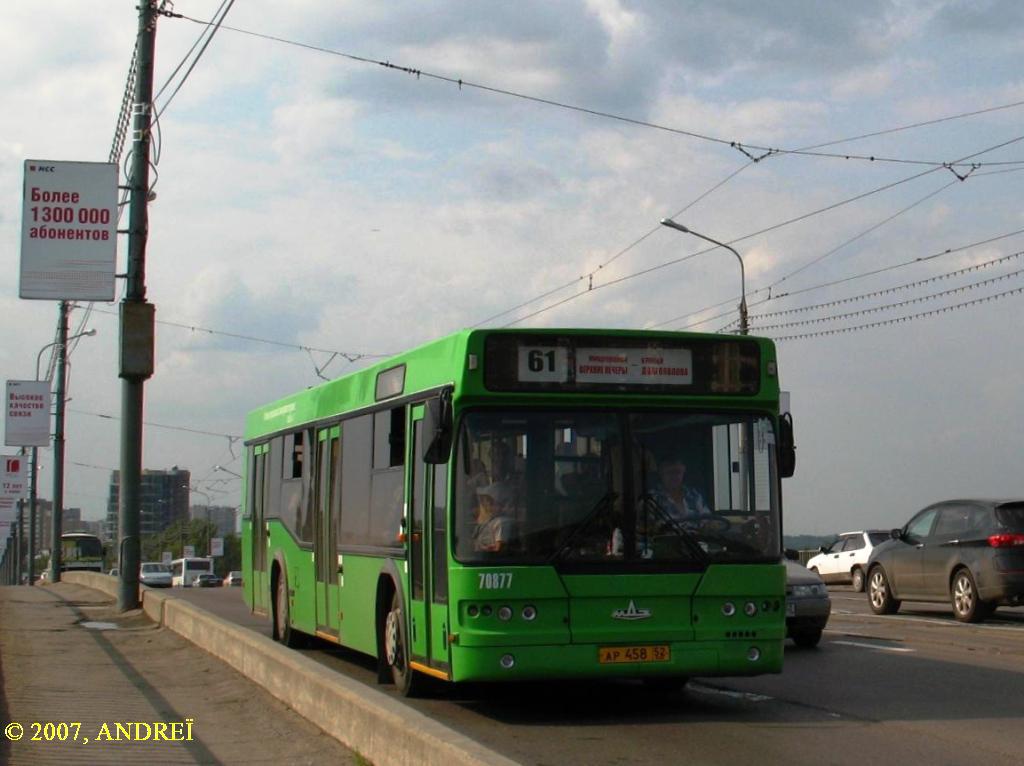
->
xmin=19 ymin=159 xmax=118 ymax=301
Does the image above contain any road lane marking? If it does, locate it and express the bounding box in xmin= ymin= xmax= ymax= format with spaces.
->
xmin=831 ymin=609 xmax=1024 ymax=632
xmin=687 ymin=682 xmax=773 ymax=702
xmin=831 ymin=640 xmax=915 ymax=653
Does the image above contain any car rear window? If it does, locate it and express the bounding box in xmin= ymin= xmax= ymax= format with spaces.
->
xmin=995 ymin=503 xmax=1024 ymax=530
xmin=868 ymin=532 xmax=889 ymax=545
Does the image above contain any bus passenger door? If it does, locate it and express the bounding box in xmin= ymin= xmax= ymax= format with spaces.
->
xmin=249 ymin=445 xmax=270 ymax=612
xmin=314 ymin=427 xmax=341 ymax=637
xmin=408 ymin=406 xmax=452 ymax=676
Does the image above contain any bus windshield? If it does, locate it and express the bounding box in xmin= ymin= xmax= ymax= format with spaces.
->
xmin=453 ymin=409 xmax=781 ymax=568
xmin=62 ymin=535 xmax=103 ymax=561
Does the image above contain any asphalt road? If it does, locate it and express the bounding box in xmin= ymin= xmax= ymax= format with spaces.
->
xmin=177 ymin=585 xmax=1024 ymax=766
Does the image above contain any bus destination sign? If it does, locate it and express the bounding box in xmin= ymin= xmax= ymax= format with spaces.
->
xmin=518 ymin=345 xmax=692 ymax=386
xmin=488 ymin=333 xmax=760 ymax=395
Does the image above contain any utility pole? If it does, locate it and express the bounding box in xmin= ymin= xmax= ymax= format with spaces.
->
xmin=28 ymin=448 xmax=37 ymax=585
xmin=118 ymin=1 xmax=158 ymax=611
xmin=48 ymin=302 xmax=69 ymax=582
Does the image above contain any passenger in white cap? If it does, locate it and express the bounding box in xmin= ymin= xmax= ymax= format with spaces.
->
xmin=473 ymin=483 xmax=515 ymax=553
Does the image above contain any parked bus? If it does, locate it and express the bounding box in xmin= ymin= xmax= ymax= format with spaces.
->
xmin=242 ymin=329 xmax=795 ymax=694
xmin=60 ymin=532 xmax=104 ymax=573
xmin=170 ymin=557 xmax=214 ymax=587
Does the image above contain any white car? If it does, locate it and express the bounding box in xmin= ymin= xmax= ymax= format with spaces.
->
xmin=139 ymin=562 xmax=172 ymax=588
xmin=805 ymin=530 xmax=889 ymax=592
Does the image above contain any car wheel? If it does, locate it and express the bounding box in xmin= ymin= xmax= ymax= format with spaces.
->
xmin=851 ymin=567 xmax=865 ymax=593
xmin=950 ymin=568 xmax=993 ymax=623
xmin=384 ymin=591 xmax=422 ymax=696
xmin=792 ymin=629 xmax=822 ymax=648
xmin=868 ymin=566 xmax=901 ymax=615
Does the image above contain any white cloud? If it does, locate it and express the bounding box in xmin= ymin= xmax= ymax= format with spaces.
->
xmin=4 ymin=1 xmax=1024 ymax=534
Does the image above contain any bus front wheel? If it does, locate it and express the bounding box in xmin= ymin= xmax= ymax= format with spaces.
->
xmin=273 ymin=569 xmax=302 ymax=648
xmin=384 ymin=591 xmax=422 ymax=697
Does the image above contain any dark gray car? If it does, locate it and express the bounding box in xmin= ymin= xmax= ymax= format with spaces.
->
xmin=785 ymin=559 xmax=831 ymax=647
xmin=867 ymin=499 xmax=1024 ymax=622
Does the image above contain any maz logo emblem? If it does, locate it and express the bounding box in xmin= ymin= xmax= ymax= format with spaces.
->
xmin=611 ymin=600 xmax=652 ymax=620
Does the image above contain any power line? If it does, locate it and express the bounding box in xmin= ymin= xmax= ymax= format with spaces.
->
xmin=755 ymin=266 xmax=1024 ymax=332
xmin=154 ymin=0 xmax=236 ymax=121
xmin=750 ymin=251 xmax=1024 ymax=322
xmin=769 ymin=283 xmax=1024 ymax=342
xmin=172 ymin=14 xmax=1024 ymax=171
xmin=501 ymin=163 xmax=947 ymax=327
xmin=670 ymin=228 xmax=1024 ymax=331
xmin=68 ymin=408 xmax=242 ymax=440
xmin=76 ymin=305 xmax=391 ymax=361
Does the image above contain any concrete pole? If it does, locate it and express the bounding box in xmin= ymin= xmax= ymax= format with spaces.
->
xmin=49 ymin=302 xmax=69 ymax=582
xmin=28 ymin=447 xmax=37 ymax=585
xmin=118 ymin=1 xmax=158 ymax=611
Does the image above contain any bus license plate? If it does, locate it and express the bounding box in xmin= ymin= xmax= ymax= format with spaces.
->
xmin=598 ymin=645 xmax=671 ymax=664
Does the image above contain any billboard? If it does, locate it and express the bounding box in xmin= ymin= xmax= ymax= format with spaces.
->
xmin=20 ymin=160 xmax=118 ymax=300
xmin=5 ymin=380 xmax=51 ymax=447
xmin=0 ymin=455 xmax=28 ymax=521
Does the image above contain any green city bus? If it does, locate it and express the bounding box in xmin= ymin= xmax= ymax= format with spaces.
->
xmin=241 ymin=329 xmax=795 ymax=694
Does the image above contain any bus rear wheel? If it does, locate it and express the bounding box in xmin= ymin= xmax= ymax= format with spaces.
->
xmin=384 ymin=591 xmax=422 ymax=697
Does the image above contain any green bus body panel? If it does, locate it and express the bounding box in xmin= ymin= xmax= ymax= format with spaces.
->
xmin=242 ymin=329 xmax=786 ymax=685
xmin=445 ymin=564 xmax=784 ymax=681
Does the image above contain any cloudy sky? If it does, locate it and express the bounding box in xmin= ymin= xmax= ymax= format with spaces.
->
xmin=2 ymin=0 xmax=1022 ymax=537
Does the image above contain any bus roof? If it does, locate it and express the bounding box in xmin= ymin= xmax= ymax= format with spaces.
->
xmin=244 ymin=328 xmax=780 ymax=442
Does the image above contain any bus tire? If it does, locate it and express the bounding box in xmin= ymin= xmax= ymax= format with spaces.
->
xmin=384 ymin=590 xmax=422 ymax=697
xmin=273 ymin=568 xmax=303 ymax=648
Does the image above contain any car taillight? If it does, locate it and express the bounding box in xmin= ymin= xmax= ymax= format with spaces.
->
xmin=988 ymin=533 xmax=1024 ymax=548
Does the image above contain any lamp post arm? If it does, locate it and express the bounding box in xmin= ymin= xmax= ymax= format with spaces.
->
xmin=659 ymin=219 xmax=749 ymax=334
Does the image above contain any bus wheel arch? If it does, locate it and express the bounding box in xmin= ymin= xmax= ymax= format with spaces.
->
xmin=375 ymin=566 xmax=422 ymax=696
xmin=271 ymin=555 xmax=303 ymax=648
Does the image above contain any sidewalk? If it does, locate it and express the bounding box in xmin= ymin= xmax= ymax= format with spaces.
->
xmin=0 ymin=583 xmax=364 ymax=765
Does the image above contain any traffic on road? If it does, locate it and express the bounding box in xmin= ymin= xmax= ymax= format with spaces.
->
xmin=178 ymin=584 xmax=1024 ymax=766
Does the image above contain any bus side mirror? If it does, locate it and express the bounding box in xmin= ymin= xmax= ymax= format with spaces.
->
xmin=423 ymin=390 xmax=453 ymax=464
xmin=778 ymin=412 xmax=795 ymax=478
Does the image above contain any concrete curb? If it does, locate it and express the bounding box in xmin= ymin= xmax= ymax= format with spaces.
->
xmin=62 ymin=572 xmax=518 ymax=766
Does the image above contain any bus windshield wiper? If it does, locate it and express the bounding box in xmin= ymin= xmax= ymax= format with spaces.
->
xmin=639 ymin=495 xmax=708 ymax=563
xmin=550 ymin=491 xmax=617 ymax=562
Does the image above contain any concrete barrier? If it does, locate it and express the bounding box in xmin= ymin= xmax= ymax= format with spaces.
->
xmin=63 ymin=572 xmax=518 ymax=766
xmin=63 ymin=570 xmax=121 ymax=599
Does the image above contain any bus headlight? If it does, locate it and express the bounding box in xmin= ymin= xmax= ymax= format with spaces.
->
xmin=722 ymin=602 xmax=736 ymax=617
xmin=497 ymin=606 xmax=513 ymax=621
xmin=522 ymin=605 xmax=538 ymax=621
xmin=500 ymin=654 xmax=516 ymax=669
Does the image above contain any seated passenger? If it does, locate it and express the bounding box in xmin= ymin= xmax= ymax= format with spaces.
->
xmin=472 ymin=483 xmax=515 ymax=553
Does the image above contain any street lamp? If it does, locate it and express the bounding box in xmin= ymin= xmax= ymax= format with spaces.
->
xmin=29 ymin=327 xmax=97 ymax=585
xmin=660 ymin=219 xmax=748 ymax=335
xmin=213 ymin=465 xmax=242 ymax=479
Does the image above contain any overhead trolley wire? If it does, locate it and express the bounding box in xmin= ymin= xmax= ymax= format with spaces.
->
xmin=667 ymin=228 xmax=1024 ymax=331
xmin=169 ymin=12 xmax=1024 ymax=334
xmin=172 ymin=13 xmax=1024 ymax=171
xmin=749 ymin=251 xmax=1024 ymax=322
xmin=76 ymin=305 xmax=392 ymax=361
xmin=753 ymin=265 xmax=1024 ymax=332
xmin=769 ymin=283 xmax=1024 ymax=342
